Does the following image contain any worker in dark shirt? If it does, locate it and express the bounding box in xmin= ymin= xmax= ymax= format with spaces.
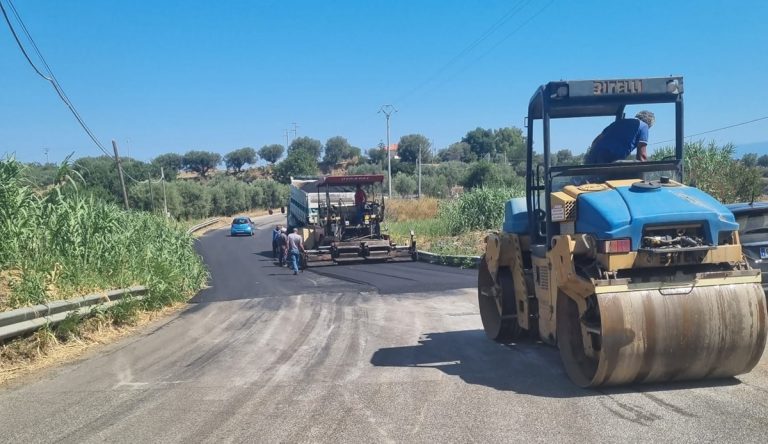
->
xmin=271 ymin=224 xmax=282 ymax=259
xmin=585 ymin=111 xmax=655 ymax=164
xmin=354 ymin=184 xmax=367 ymax=224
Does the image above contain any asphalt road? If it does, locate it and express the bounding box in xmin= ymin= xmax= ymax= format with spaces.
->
xmin=1 ymin=214 xmax=767 ymax=443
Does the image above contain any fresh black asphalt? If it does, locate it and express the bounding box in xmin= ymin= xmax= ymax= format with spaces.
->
xmin=1 ymin=214 xmax=767 ymax=442
xmin=191 ymin=218 xmax=477 ymax=303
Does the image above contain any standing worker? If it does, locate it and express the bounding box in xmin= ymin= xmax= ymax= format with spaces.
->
xmin=272 ymin=224 xmax=282 ymax=260
xmin=354 ymin=184 xmax=367 ymax=223
xmin=287 ymin=228 xmax=305 ymax=275
xmin=585 ymin=110 xmax=655 ymax=164
xmin=278 ymin=227 xmax=289 ymax=267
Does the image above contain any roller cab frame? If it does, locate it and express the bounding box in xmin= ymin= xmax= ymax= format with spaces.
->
xmin=299 ymin=175 xmax=416 ymax=266
xmin=478 ymin=77 xmax=767 ymax=387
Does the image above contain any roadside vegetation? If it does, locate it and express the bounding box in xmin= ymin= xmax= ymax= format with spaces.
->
xmin=383 ymin=140 xmax=764 ymax=258
xmin=0 ymin=157 xmax=207 ymax=371
xmin=384 ymin=187 xmax=524 ymax=256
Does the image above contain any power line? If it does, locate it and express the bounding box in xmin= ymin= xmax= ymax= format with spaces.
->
xmin=651 ymin=115 xmax=768 ymax=146
xmin=0 ymin=0 xmax=113 ymax=158
xmin=469 ymin=0 xmax=554 ymax=63
xmin=391 ymin=0 xmax=532 ymax=106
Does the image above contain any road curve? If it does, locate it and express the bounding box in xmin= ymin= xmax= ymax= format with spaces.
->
xmin=1 ymin=214 xmax=767 ymax=443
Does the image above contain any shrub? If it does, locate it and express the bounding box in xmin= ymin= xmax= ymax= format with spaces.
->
xmin=393 ymin=173 xmax=417 ymax=197
xmin=652 ymin=140 xmax=764 ymax=203
xmin=439 ymin=187 xmax=524 ymax=235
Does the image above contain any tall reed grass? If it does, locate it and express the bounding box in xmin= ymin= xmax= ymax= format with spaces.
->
xmin=0 ymin=157 xmax=207 ymax=312
xmin=438 ymin=186 xmax=524 ymax=235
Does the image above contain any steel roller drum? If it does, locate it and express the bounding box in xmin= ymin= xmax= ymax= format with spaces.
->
xmin=558 ymin=283 xmax=768 ymax=387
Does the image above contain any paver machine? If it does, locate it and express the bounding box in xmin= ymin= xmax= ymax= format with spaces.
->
xmin=299 ymin=175 xmax=416 ymax=266
xmin=478 ymin=77 xmax=767 ymax=387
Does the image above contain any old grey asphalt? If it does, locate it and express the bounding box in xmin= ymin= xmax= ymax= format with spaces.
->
xmin=1 ymin=214 xmax=767 ymax=443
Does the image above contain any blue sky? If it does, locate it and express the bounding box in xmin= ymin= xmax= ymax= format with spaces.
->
xmin=1 ymin=0 xmax=767 ymax=164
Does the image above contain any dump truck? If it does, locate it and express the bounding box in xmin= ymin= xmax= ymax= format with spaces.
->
xmin=478 ymin=77 xmax=767 ymax=387
xmin=289 ymin=175 xmax=416 ymax=266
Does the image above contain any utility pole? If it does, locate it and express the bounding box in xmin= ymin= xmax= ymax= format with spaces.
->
xmin=291 ymin=122 xmax=299 ymax=140
xmin=378 ymin=105 xmax=397 ymax=198
xmin=284 ymin=129 xmax=290 ymax=148
xmin=112 ymin=140 xmax=130 ymax=210
xmin=160 ymin=167 xmax=169 ymax=217
xmin=44 ymin=147 xmax=49 ymax=164
xmin=418 ymin=143 xmax=422 ymax=199
xmin=148 ymin=172 xmax=155 ymax=213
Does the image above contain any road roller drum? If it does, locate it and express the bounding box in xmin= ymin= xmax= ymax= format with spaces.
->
xmin=557 ymin=283 xmax=767 ymax=387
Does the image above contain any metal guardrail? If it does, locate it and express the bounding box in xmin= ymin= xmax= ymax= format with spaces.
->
xmin=0 ymin=286 xmax=147 ymax=342
xmin=186 ymin=218 xmax=221 ymax=235
xmin=416 ymin=250 xmax=481 ymax=268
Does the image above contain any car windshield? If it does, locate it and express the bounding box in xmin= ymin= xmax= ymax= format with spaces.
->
xmin=232 ymin=218 xmax=249 ymax=225
xmin=736 ymin=212 xmax=768 ymax=238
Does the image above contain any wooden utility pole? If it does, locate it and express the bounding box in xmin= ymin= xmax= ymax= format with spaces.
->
xmin=160 ymin=167 xmax=169 ymax=217
xmin=148 ymin=172 xmax=155 ymax=212
xmin=112 ymin=140 xmax=130 ymax=210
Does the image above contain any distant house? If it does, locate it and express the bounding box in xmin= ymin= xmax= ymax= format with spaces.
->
xmin=382 ymin=143 xmax=399 ymax=160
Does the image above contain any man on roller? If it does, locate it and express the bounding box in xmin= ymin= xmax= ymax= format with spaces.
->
xmin=585 ymin=110 xmax=655 ymax=164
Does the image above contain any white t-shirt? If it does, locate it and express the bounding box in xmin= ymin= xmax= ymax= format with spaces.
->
xmin=287 ymin=233 xmax=303 ymax=251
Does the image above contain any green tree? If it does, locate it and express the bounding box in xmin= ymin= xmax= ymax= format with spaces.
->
xmin=258 ymin=144 xmax=285 ymax=164
xmin=421 ymin=174 xmax=449 ymax=197
xmin=427 ymin=161 xmax=469 ymax=188
xmin=152 ymin=153 xmax=183 ymax=180
xmin=463 ymin=161 xmax=502 ymax=189
xmin=366 ymin=145 xmax=388 ymax=166
xmin=494 ymin=127 xmax=526 ymax=162
xmin=758 ymin=154 xmax=768 ymax=168
xmin=323 ymin=136 xmax=356 ymax=165
xmin=438 ymin=142 xmax=473 ymax=162
xmin=175 ymin=181 xmax=212 ymax=219
xmin=392 ymin=173 xmax=417 ymax=197
xmin=742 ymin=152 xmax=759 ymax=167
xmin=462 ymin=127 xmax=496 ymax=160
xmin=397 ymin=134 xmax=432 ymax=163
xmin=272 ymin=150 xmax=319 ymax=184
xmin=224 ymin=147 xmax=257 ymax=173
xmin=24 ymin=161 xmax=61 ymax=188
xmin=182 ymin=150 xmax=221 ymax=178
xmin=288 ymin=137 xmax=323 ymax=160
xmin=554 ymin=149 xmax=575 ymax=166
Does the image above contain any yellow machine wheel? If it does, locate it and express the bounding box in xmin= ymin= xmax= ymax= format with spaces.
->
xmin=557 ymin=283 xmax=768 ymax=387
xmin=478 ymin=256 xmax=522 ymax=342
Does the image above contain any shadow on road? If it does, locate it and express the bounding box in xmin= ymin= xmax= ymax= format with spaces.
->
xmin=370 ymin=329 xmax=741 ymax=398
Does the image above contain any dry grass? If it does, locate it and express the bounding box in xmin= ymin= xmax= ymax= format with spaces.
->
xmin=0 ymin=303 xmax=185 ymax=386
xmin=385 ymin=198 xmax=440 ymax=222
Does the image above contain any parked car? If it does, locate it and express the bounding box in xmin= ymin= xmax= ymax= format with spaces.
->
xmin=230 ymin=216 xmax=254 ymax=236
xmin=727 ymin=202 xmax=768 ymax=293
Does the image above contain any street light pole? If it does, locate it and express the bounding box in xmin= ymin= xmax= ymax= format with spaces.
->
xmin=378 ymin=105 xmax=397 ymax=198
